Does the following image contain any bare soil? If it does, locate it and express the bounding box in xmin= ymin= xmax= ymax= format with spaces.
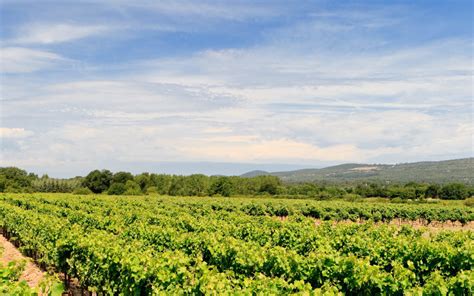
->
xmin=277 ymin=216 xmax=474 ymax=231
xmin=1 ymin=234 xmax=99 ymax=296
xmin=0 ymin=235 xmax=44 ymax=288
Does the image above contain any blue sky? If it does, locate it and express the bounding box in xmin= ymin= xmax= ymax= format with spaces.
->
xmin=0 ymin=0 xmax=472 ymax=177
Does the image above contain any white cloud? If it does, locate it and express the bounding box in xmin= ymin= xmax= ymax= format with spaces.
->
xmin=0 ymin=47 xmax=65 ymax=73
xmin=12 ymin=23 xmax=109 ymax=44
xmin=179 ymin=138 xmax=364 ymax=162
xmin=2 ymin=36 xmax=471 ymax=168
xmin=1 ymin=3 xmax=471 ymax=174
xmin=97 ymin=0 xmax=282 ymax=21
xmin=0 ymin=127 xmax=33 ymax=138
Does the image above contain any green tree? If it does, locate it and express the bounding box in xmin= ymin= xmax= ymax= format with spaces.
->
xmin=112 ymin=172 xmax=134 ymax=184
xmin=149 ymin=174 xmax=173 ymax=195
xmin=168 ymin=176 xmax=188 ymax=196
xmin=108 ymin=183 xmax=126 ymax=195
xmin=257 ymin=176 xmax=281 ymax=195
xmin=439 ymin=183 xmax=468 ymax=200
xmin=425 ymin=184 xmax=440 ymax=198
xmin=134 ymin=173 xmax=151 ymax=193
xmin=146 ymin=186 xmax=158 ymax=195
xmin=124 ymin=180 xmax=142 ymax=195
xmin=0 ymin=167 xmax=36 ymax=192
xmin=82 ymin=169 xmax=113 ymax=193
xmin=0 ymin=175 xmax=6 ymax=192
xmin=210 ymin=177 xmax=233 ymax=197
xmin=187 ymin=174 xmax=210 ymax=196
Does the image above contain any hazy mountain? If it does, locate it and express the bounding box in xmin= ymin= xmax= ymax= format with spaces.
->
xmin=241 ymin=158 xmax=474 ymax=184
xmin=240 ymin=170 xmax=271 ymax=177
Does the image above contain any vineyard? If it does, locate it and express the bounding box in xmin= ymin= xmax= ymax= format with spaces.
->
xmin=0 ymin=251 xmax=33 ymax=294
xmin=0 ymin=193 xmax=473 ymax=294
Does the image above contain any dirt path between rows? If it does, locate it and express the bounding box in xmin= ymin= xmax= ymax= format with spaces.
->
xmin=276 ymin=217 xmax=474 ymax=231
xmin=0 ymin=235 xmax=44 ymax=288
xmin=314 ymin=219 xmax=474 ymax=231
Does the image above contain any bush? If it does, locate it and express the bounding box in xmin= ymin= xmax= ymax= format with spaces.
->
xmin=343 ymin=193 xmax=361 ymax=202
xmin=425 ymin=184 xmax=440 ymax=198
xmin=439 ymin=183 xmax=468 ymax=200
xmin=146 ymin=186 xmax=158 ymax=195
xmin=124 ymin=180 xmax=142 ymax=195
xmin=4 ymin=186 xmax=22 ymax=193
xmin=124 ymin=189 xmax=142 ymax=195
xmin=390 ymin=197 xmax=406 ymax=204
xmin=464 ymin=197 xmax=474 ymax=207
xmin=4 ymin=185 xmax=34 ymax=193
xmin=73 ymin=187 xmax=93 ymax=195
xmin=241 ymin=203 xmax=266 ymax=216
xmin=108 ymin=183 xmax=126 ymax=195
xmin=316 ymin=191 xmax=333 ymax=200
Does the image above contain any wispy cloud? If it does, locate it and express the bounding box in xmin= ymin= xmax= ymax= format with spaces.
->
xmin=0 ymin=127 xmax=33 ymax=138
xmin=96 ymin=0 xmax=283 ymax=20
xmin=10 ymin=23 xmax=110 ymax=44
xmin=1 ymin=1 xmax=472 ymax=175
xmin=0 ymin=47 xmax=66 ymax=73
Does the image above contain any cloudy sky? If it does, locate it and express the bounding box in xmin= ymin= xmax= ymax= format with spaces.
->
xmin=0 ymin=0 xmax=472 ymax=177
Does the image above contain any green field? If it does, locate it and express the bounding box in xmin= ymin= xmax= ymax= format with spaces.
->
xmin=0 ymin=193 xmax=473 ymax=295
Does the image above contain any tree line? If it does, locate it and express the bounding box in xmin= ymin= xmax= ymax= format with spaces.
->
xmin=0 ymin=167 xmax=472 ymax=200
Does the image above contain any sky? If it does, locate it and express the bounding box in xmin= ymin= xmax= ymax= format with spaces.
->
xmin=0 ymin=0 xmax=473 ymax=177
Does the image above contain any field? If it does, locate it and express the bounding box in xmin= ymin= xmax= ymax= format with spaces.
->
xmin=0 ymin=193 xmax=473 ymax=295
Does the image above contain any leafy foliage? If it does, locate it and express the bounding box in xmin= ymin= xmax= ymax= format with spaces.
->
xmin=107 ymin=183 xmax=126 ymax=195
xmin=0 ymin=259 xmax=32 ymax=295
xmin=72 ymin=187 xmax=93 ymax=195
xmin=0 ymin=167 xmax=36 ymax=193
xmin=0 ymin=193 xmax=472 ymax=294
xmin=439 ymin=183 xmax=469 ymax=200
xmin=82 ymin=170 xmax=112 ymax=193
xmin=0 ymin=247 xmax=63 ymax=295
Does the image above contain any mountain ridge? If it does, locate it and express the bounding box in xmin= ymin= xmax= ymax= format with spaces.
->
xmin=241 ymin=158 xmax=474 ymax=184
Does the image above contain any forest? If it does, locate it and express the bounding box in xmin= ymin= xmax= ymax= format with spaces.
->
xmin=0 ymin=167 xmax=472 ymax=200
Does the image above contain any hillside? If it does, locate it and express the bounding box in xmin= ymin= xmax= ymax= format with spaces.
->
xmin=241 ymin=158 xmax=474 ymax=184
xmin=240 ymin=170 xmax=270 ymax=177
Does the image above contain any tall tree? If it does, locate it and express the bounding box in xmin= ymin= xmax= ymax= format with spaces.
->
xmin=112 ymin=172 xmax=134 ymax=184
xmin=440 ymin=183 xmax=468 ymax=200
xmin=82 ymin=170 xmax=113 ymax=193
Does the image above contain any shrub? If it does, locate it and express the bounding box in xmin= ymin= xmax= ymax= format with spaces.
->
xmin=316 ymin=191 xmax=333 ymax=200
xmin=343 ymin=194 xmax=361 ymax=202
xmin=440 ymin=183 xmax=468 ymax=200
xmin=146 ymin=186 xmax=158 ymax=195
xmin=73 ymin=187 xmax=93 ymax=195
xmin=108 ymin=183 xmax=126 ymax=195
xmin=4 ymin=186 xmax=22 ymax=193
xmin=390 ymin=197 xmax=403 ymax=203
xmin=425 ymin=184 xmax=440 ymax=198
xmin=242 ymin=203 xmax=266 ymax=216
xmin=124 ymin=180 xmax=142 ymax=195
xmin=464 ymin=197 xmax=474 ymax=207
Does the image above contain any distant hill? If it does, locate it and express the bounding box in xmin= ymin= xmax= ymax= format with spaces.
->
xmin=241 ymin=158 xmax=474 ymax=184
xmin=240 ymin=170 xmax=270 ymax=177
